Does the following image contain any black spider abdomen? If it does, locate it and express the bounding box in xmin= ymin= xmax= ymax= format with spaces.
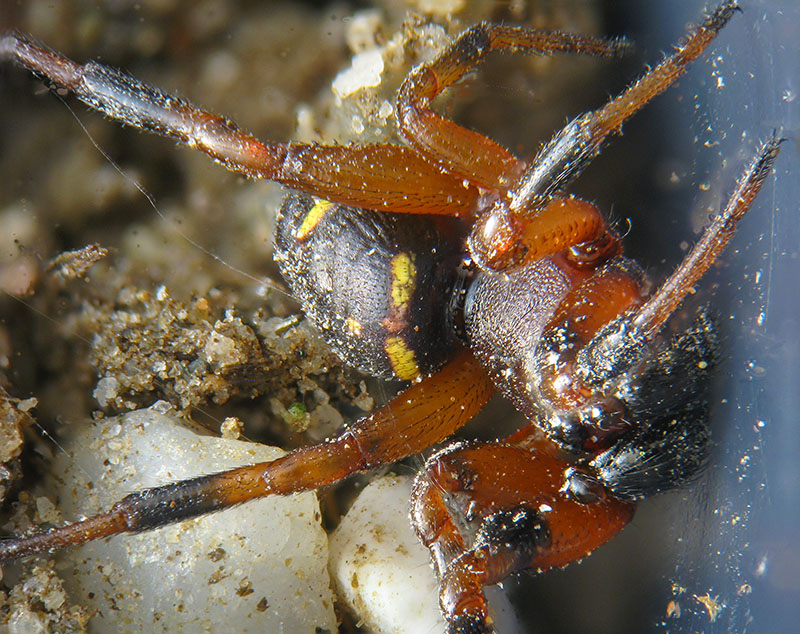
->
xmin=274 ymin=193 xmax=463 ymax=380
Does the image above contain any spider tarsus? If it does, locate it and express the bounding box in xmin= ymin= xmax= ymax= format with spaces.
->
xmin=447 ymin=614 xmax=494 ymax=634
xmin=452 ymin=23 xmax=492 ymax=63
xmin=0 ymin=511 xmax=126 ymax=563
xmin=709 ymin=1 xmax=743 ymax=30
xmin=752 ymin=133 xmax=785 ymax=179
xmin=608 ymin=36 xmax=634 ymax=58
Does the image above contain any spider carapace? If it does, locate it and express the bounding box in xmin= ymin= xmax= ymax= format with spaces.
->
xmin=0 ymin=3 xmax=781 ymax=632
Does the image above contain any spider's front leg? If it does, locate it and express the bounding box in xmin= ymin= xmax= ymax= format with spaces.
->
xmin=0 ymin=350 xmax=492 ymax=561
xmin=469 ymin=1 xmax=742 ymax=271
xmin=0 ymin=32 xmax=478 ymax=216
xmin=0 ymin=26 xmax=625 ymax=220
xmin=396 ymin=24 xmax=630 ymax=190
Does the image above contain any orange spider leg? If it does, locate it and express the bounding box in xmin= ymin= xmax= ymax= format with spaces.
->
xmin=576 ymin=135 xmax=783 ymax=387
xmin=631 ymin=135 xmax=783 ymax=337
xmin=0 ymin=33 xmax=479 ymax=217
xmin=396 ymin=24 xmax=629 ymax=191
xmin=411 ymin=441 xmax=634 ymax=633
xmin=0 ymin=349 xmax=493 ymax=562
xmin=470 ymin=2 xmax=742 ymax=271
xmin=585 ymin=5 xmax=739 ymax=145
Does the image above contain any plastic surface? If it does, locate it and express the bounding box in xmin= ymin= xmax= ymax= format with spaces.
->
xmin=653 ymin=2 xmax=800 ymax=632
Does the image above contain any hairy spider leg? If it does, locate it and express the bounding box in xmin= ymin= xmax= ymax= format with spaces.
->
xmin=0 ymin=28 xmax=623 ymax=219
xmin=0 ymin=3 xmax=737 ymax=227
xmin=515 ymin=1 xmax=742 ymax=203
xmin=411 ymin=442 xmax=634 ymax=634
xmin=396 ymin=25 xmax=630 ymax=190
xmin=0 ymin=349 xmax=492 ymax=561
xmin=469 ymin=1 xmax=742 ymax=270
xmin=631 ymin=135 xmax=783 ymax=337
xmin=0 ymin=32 xmax=476 ymax=216
xmin=575 ymin=135 xmax=783 ymax=388
xmin=409 ymin=137 xmax=781 ymax=634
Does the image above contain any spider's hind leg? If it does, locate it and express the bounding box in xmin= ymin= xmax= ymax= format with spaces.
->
xmin=0 ymin=350 xmax=494 ymax=562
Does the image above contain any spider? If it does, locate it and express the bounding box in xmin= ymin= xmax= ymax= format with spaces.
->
xmin=0 ymin=2 xmax=782 ymax=632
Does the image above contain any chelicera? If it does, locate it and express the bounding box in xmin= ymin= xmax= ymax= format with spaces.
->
xmin=0 ymin=2 xmax=781 ymax=632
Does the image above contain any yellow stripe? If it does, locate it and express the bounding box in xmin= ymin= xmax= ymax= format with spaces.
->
xmin=390 ymin=252 xmax=416 ymax=311
xmin=295 ymin=199 xmax=333 ymax=240
xmin=385 ymin=336 xmax=420 ymax=380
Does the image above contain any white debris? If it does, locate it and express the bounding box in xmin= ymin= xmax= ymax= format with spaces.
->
xmin=332 ymin=49 xmax=385 ymax=98
xmin=410 ymin=0 xmax=465 ymax=16
xmin=92 ymin=377 xmax=119 ymax=408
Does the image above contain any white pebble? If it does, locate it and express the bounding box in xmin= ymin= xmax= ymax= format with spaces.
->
xmin=48 ymin=403 xmax=335 ymax=634
xmin=329 ymin=474 xmax=522 ymax=633
xmin=332 ymin=49 xmax=385 ymax=98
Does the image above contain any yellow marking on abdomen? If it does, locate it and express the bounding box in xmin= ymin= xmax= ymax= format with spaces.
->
xmin=391 ymin=252 xmax=417 ymax=312
xmin=295 ymin=199 xmax=333 ymax=240
xmin=385 ymin=336 xmax=419 ymax=380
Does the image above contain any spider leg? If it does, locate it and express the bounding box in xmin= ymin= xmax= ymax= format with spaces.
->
xmin=0 ymin=349 xmax=493 ymax=562
xmin=630 ymin=134 xmax=782 ymax=337
xmin=411 ymin=441 xmax=634 ymax=633
xmin=577 ymin=135 xmax=782 ymax=386
xmin=511 ymin=1 xmax=741 ymax=204
xmin=0 ymin=33 xmax=478 ymax=216
xmin=469 ymin=1 xmax=743 ymax=270
xmin=396 ymin=25 xmax=629 ymax=191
